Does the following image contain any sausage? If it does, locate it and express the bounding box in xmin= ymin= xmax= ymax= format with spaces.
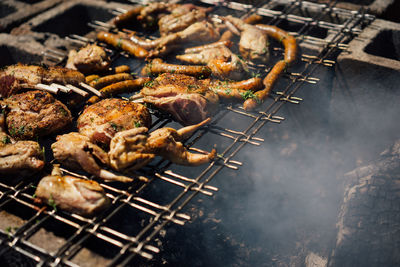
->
xmin=89 ymin=73 xmax=133 ymax=89
xmin=243 ymin=60 xmax=286 ymax=111
xmin=255 ymin=24 xmax=297 ymax=65
xmin=85 ymin=74 xmax=100 ymax=84
xmin=113 ymin=6 xmax=143 ymax=28
xmin=242 ymin=25 xmax=297 ymax=110
xmin=97 ymin=31 xmax=148 ymax=58
xmin=184 ymin=40 xmax=233 ymax=54
xmin=87 ymin=78 xmax=151 ymax=104
xmin=114 ymin=65 xmax=131 ymax=74
xmin=210 ymin=77 xmax=263 ymax=100
xmin=141 ymin=58 xmax=211 ymax=78
xmin=127 ymin=33 xmax=161 ymax=49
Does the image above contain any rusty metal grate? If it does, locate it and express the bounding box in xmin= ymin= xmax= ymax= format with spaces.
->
xmin=0 ymin=0 xmax=374 ymax=266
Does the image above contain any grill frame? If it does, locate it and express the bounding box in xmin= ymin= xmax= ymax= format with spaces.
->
xmin=0 ymin=0 xmax=374 ymax=266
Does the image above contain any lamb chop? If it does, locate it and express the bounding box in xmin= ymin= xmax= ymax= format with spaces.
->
xmin=77 ymin=98 xmax=151 ymax=147
xmin=0 ymin=110 xmax=44 ymax=177
xmin=0 ymin=64 xmax=86 ymax=97
xmin=2 ymin=90 xmax=72 ymax=140
xmin=109 ymin=119 xmax=215 ymax=171
xmin=34 ymin=165 xmax=111 ymax=217
xmin=66 ymin=44 xmax=110 ymax=74
xmin=52 ymin=132 xmax=133 ymax=183
xmin=131 ymin=73 xmax=263 ymax=125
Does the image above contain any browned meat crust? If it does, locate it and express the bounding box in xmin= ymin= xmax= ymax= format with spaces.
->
xmin=3 ymin=90 xmax=72 ymax=140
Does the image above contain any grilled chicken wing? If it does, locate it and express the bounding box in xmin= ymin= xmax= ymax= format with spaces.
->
xmin=77 ymin=98 xmax=151 ymax=146
xmin=35 ymin=165 xmax=110 ymax=217
xmin=52 ymin=132 xmax=132 ymax=183
xmin=0 ymin=64 xmax=85 ymax=97
xmin=134 ymin=73 xmax=219 ymax=125
xmin=66 ymin=44 xmax=110 ymax=74
xmin=158 ymin=6 xmax=207 ymax=36
xmin=2 ymin=90 xmax=72 ymax=140
xmin=224 ymin=16 xmax=269 ymax=63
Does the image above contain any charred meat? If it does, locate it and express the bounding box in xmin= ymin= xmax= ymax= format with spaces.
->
xmin=0 ymin=64 xmax=85 ymax=98
xmin=35 ymin=165 xmax=111 ymax=217
xmin=2 ymin=90 xmax=72 ymax=140
xmin=77 ymin=98 xmax=151 ymax=146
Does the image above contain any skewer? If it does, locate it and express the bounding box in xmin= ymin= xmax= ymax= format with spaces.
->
xmin=34 ymin=83 xmax=59 ymax=94
xmin=79 ymin=82 xmax=103 ymax=97
xmin=65 ymin=84 xmax=89 ymax=97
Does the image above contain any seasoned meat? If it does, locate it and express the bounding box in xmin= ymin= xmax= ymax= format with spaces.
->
xmin=2 ymin=90 xmax=72 ymax=140
xmin=224 ymin=16 xmax=269 ymax=63
xmin=176 ymin=45 xmax=249 ymax=80
xmin=52 ymin=132 xmax=132 ymax=183
xmin=77 ymin=98 xmax=151 ymax=146
xmin=108 ymin=119 xmax=214 ymax=171
xmin=35 ymin=165 xmax=110 ymax=217
xmin=0 ymin=64 xmax=85 ymax=97
xmin=136 ymin=73 xmax=219 ymax=125
xmin=66 ymin=44 xmax=110 ymax=74
xmin=147 ymin=119 xmax=215 ymax=166
xmin=159 ymin=8 xmax=207 ymax=36
xmin=0 ymin=140 xmax=44 ymax=177
xmin=108 ymin=127 xmax=154 ymax=172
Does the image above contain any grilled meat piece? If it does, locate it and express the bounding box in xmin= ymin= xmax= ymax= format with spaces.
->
xmin=2 ymin=90 xmax=72 ymax=140
xmin=0 ymin=64 xmax=85 ymax=98
xmin=77 ymin=98 xmax=151 ymax=146
xmin=137 ymin=2 xmax=177 ymax=29
xmin=109 ymin=119 xmax=214 ymax=171
xmin=129 ymin=21 xmax=220 ymax=58
xmin=142 ymin=58 xmax=212 ymax=78
xmin=147 ymin=119 xmax=215 ymax=165
xmin=97 ymin=31 xmax=149 ymax=59
xmin=109 ymin=127 xmax=154 ymax=172
xmin=158 ymin=7 xmax=207 ymax=36
xmin=135 ymin=73 xmax=219 ymax=125
xmin=224 ymin=16 xmax=269 ymax=63
xmin=52 ymin=132 xmax=132 ymax=183
xmin=0 ymin=140 xmax=44 ymax=177
xmin=35 ymin=165 xmax=110 ymax=217
xmin=176 ymin=45 xmax=249 ymax=80
xmin=66 ymin=44 xmax=110 ymax=74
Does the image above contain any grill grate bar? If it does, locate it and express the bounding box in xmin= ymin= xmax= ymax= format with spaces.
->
xmin=0 ymin=0 xmax=375 ymax=266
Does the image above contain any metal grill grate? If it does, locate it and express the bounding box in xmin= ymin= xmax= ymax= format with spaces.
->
xmin=0 ymin=0 xmax=374 ymax=266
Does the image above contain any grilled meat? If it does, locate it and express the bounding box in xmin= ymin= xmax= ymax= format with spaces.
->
xmin=176 ymin=45 xmax=249 ymax=80
xmin=2 ymin=90 xmax=72 ymax=140
xmin=142 ymin=58 xmax=212 ymax=78
xmin=0 ymin=139 xmax=44 ymax=177
xmin=52 ymin=132 xmax=132 ymax=183
xmin=35 ymin=165 xmax=111 ymax=217
xmin=66 ymin=44 xmax=110 ymax=74
xmin=158 ymin=6 xmax=207 ymax=36
xmin=224 ymin=16 xmax=269 ymax=63
xmin=97 ymin=31 xmax=148 ymax=59
xmin=0 ymin=64 xmax=85 ymax=98
xmin=108 ymin=127 xmax=154 ymax=172
xmin=147 ymin=118 xmax=215 ymax=165
xmin=77 ymin=98 xmax=151 ymax=146
xmin=109 ymin=118 xmax=214 ymax=171
xmin=129 ymin=21 xmax=220 ymax=58
xmin=135 ymin=73 xmax=219 ymax=125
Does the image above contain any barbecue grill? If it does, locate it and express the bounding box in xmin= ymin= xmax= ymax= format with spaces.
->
xmin=0 ymin=0 xmax=399 ymax=266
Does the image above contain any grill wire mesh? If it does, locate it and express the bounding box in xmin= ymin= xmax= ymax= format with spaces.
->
xmin=0 ymin=0 xmax=374 ymax=266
